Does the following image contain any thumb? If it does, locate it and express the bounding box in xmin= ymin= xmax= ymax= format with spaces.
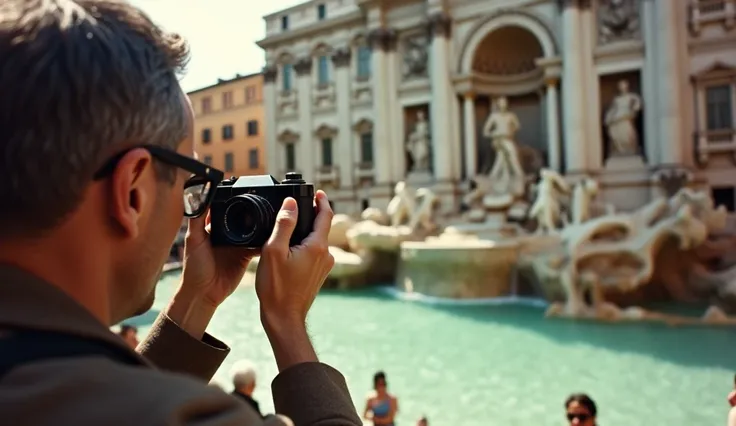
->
xmin=266 ymin=198 xmax=298 ymax=251
xmin=185 ymin=210 xmax=210 ymax=247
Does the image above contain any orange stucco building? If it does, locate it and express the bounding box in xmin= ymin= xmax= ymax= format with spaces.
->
xmin=188 ymin=72 xmax=266 ymax=178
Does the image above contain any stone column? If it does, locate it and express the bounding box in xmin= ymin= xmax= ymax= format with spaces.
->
xmin=462 ymin=92 xmax=477 ymax=178
xmin=427 ymin=13 xmax=454 ymax=182
xmin=642 ymin=0 xmax=660 ymax=165
xmin=655 ymin=0 xmax=685 ymax=166
xmin=294 ymin=57 xmax=314 ymax=182
xmin=332 ymin=48 xmax=354 ymax=188
xmin=560 ymin=0 xmax=588 ymax=173
xmin=545 ymin=77 xmax=562 ymax=172
xmin=263 ymin=66 xmax=279 ymax=176
xmin=385 ymin=40 xmax=403 ymax=182
xmin=580 ymin=2 xmax=602 ymax=170
xmin=368 ymin=28 xmax=395 ymax=185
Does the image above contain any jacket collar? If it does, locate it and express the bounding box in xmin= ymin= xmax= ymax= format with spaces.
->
xmin=0 ymin=263 xmax=148 ymax=363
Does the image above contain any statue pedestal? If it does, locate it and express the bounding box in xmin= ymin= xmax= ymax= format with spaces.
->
xmin=600 ymin=154 xmax=651 ymax=212
xmin=406 ymin=171 xmax=434 ymax=187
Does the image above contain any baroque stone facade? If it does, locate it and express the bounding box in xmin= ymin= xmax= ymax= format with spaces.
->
xmin=257 ymin=0 xmax=736 ymax=215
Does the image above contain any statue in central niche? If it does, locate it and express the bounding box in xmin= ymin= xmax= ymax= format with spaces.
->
xmin=604 ymin=79 xmax=642 ymax=157
xmin=482 ymin=96 xmax=525 ymax=197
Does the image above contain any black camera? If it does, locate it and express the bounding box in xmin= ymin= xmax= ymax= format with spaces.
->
xmin=209 ymin=173 xmax=315 ymax=248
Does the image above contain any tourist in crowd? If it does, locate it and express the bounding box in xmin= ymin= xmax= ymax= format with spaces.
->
xmin=565 ymin=393 xmax=597 ymax=426
xmin=364 ymin=371 xmax=399 ymax=426
xmin=117 ymin=323 xmax=139 ymax=349
xmin=231 ymin=360 xmax=264 ymax=418
xmin=0 ymin=1 xmax=360 ymax=425
xmin=416 ymin=415 xmax=428 ymax=426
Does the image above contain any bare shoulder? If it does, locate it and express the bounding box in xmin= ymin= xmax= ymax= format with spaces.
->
xmin=729 ymin=406 xmax=736 ymax=426
xmin=2 ymin=357 xmax=266 ymax=425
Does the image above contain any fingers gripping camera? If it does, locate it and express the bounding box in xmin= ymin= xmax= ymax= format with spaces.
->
xmin=209 ymin=173 xmax=316 ymax=248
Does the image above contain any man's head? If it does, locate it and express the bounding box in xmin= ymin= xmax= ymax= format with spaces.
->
xmin=565 ymin=393 xmax=597 ymax=426
xmin=231 ymin=360 xmax=257 ymax=396
xmin=118 ymin=323 xmax=139 ymax=349
xmin=0 ymin=0 xmax=194 ymax=323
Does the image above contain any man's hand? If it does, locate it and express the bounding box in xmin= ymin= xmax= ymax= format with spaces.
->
xmin=256 ymin=190 xmax=334 ymax=371
xmin=166 ymin=209 xmax=258 ymax=339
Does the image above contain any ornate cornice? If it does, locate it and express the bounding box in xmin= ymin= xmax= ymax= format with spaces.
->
xmin=332 ymin=47 xmax=352 ymax=68
xmin=294 ymin=57 xmax=312 ymax=76
xmin=427 ymin=12 xmax=452 ymax=38
xmin=368 ymin=28 xmax=398 ymax=52
xmin=263 ymin=65 xmax=278 ymax=83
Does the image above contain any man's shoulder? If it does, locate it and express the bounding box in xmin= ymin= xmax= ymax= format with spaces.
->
xmin=2 ymin=357 xmax=265 ymax=425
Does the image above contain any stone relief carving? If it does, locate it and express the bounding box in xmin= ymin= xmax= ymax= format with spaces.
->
xmin=406 ymin=111 xmax=431 ymax=173
xmin=529 ymin=169 xmax=570 ymax=234
xmin=402 ymin=34 xmax=429 ymax=79
xmin=604 ymin=80 xmax=642 ymax=157
xmin=331 ymin=47 xmax=351 ymax=68
xmin=598 ymin=0 xmax=640 ymax=44
xmin=368 ymin=28 xmax=398 ymax=52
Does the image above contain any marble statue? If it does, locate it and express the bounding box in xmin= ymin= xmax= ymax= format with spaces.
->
xmin=570 ymin=178 xmax=600 ymax=225
xmin=598 ymin=0 xmax=640 ymax=44
xmin=406 ymin=111 xmax=431 ymax=172
xmin=529 ymin=169 xmax=570 ymax=234
xmin=604 ymin=80 xmax=642 ymax=157
xmin=482 ymin=97 xmax=525 ymax=197
xmin=408 ymin=188 xmax=440 ymax=233
xmin=386 ymin=181 xmax=417 ymax=227
xmin=403 ymin=35 xmax=429 ymax=79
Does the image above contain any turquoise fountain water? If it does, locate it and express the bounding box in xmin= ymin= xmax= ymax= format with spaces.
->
xmin=131 ymin=273 xmax=736 ymax=426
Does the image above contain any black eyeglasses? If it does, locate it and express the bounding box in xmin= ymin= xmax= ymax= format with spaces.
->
xmin=93 ymin=145 xmax=224 ymax=218
xmin=567 ymin=413 xmax=590 ymax=422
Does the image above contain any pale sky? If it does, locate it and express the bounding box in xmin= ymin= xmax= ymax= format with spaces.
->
xmin=129 ymin=0 xmax=306 ymax=93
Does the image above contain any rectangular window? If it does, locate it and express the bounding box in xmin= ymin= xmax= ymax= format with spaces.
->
xmin=357 ymin=46 xmax=371 ymax=79
xmin=318 ymin=56 xmax=329 ymax=85
xmin=249 ymin=148 xmax=259 ymax=169
xmin=281 ymin=15 xmax=289 ymax=30
xmin=222 ymin=124 xmax=234 ymax=141
xmin=317 ymin=4 xmax=326 ymax=20
xmin=706 ymin=84 xmax=733 ymax=131
xmin=282 ymin=64 xmax=293 ymax=91
xmin=203 ymin=155 xmax=213 ymax=166
xmin=224 ymin=152 xmax=234 ymax=172
xmin=201 ymin=97 xmax=212 ymax=114
xmin=321 ymin=138 xmax=333 ymax=166
xmin=201 ymin=128 xmax=212 ymax=144
xmin=245 ymin=86 xmax=257 ymax=104
xmin=712 ymin=186 xmax=735 ymax=212
xmin=285 ymin=143 xmax=296 ymax=171
xmin=247 ymin=120 xmax=259 ymax=136
xmin=222 ymin=91 xmax=233 ymax=109
xmin=360 ymin=133 xmax=374 ymax=163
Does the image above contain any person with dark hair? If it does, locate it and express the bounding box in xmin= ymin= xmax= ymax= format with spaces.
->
xmin=117 ymin=323 xmax=139 ymax=349
xmin=363 ymin=371 xmax=399 ymax=426
xmin=0 ymin=1 xmax=361 ymax=426
xmin=565 ymin=393 xmax=597 ymax=426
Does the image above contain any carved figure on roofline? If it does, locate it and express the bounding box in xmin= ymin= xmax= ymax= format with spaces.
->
xmin=598 ymin=0 xmax=640 ymax=44
xmin=604 ymin=80 xmax=642 ymax=157
xmin=406 ymin=111 xmax=431 ymax=173
xmin=482 ymin=96 xmax=525 ymax=197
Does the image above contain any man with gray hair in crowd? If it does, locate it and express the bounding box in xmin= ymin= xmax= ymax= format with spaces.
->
xmin=231 ymin=360 xmax=263 ymax=419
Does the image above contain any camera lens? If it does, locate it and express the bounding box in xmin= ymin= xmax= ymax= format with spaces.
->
xmin=222 ymin=194 xmax=275 ymax=246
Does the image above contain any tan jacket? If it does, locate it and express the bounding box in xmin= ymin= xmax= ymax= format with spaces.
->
xmin=0 ymin=265 xmax=363 ymax=426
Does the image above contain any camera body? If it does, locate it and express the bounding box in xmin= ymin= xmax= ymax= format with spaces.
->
xmin=209 ymin=173 xmax=315 ymax=248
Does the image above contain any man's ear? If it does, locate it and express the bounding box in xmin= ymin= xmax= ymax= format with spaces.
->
xmin=108 ymin=148 xmax=155 ymax=239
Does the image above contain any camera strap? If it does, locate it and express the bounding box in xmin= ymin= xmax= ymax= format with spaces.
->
xmin=0 ymin=328 xmax=142 ymax=380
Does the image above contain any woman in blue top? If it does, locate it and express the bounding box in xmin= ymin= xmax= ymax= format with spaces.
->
xmin=364 ymin=371 xmax=399 ymax=426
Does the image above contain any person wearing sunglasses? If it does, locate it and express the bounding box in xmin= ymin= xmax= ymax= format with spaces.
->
xmin=0 ymin=1 xmax=361 ymax=426
xmin=564 ymin=393 xmax=598 ymax=426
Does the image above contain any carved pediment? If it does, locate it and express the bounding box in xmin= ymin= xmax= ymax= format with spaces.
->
xmin=692 ymin=61 xmax=736 ymax=82
xmin=314 ymin=124 xmax=338 ymax=138
xmin=278 ymin=129 xmax=300 ymax=143
xmin=352 ymin=118 xmax=374 ymax=134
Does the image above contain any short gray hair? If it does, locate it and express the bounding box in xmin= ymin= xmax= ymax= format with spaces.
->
xmin=230 ymin=360 xmax=257 ymax=389
xmin=0 ymin=0 xmax=190 ymax=238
